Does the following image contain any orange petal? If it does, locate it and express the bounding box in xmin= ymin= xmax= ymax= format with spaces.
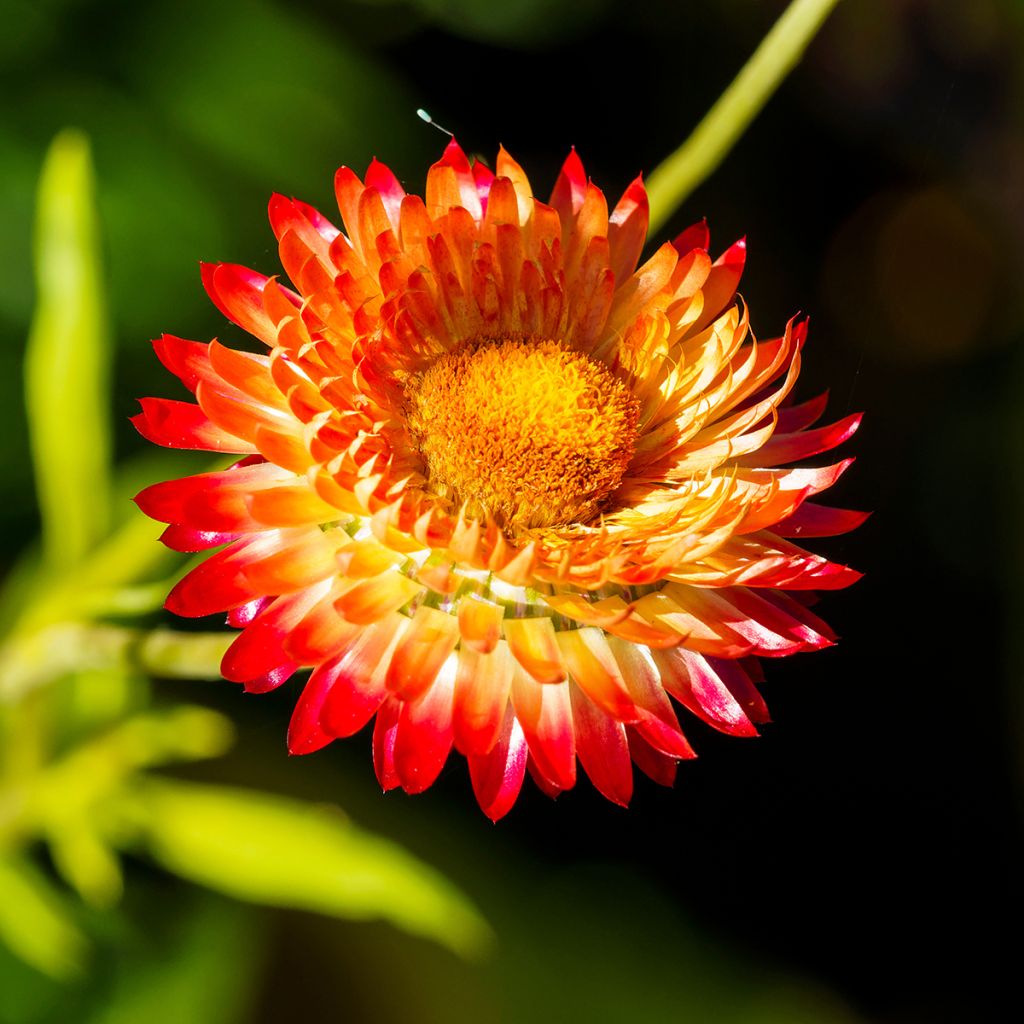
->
xmin=570 ymin=682 xmax=632 ymax=807
xmin=415 ymin=555 xmax=460 ymax=594
xmin=607 ymin=636 xmax=695 ymax=759
xmin=151 ymin=334 xmax=213 ymax=393
xmin=221 ymin=585 xmax=324 ymax=682
xmin=453 ymin=641 xmax=515 ymax=756
xmin=195 ymin=379 xmax=291 ymax=444
xmin=503 ymin=617 xmax=567 ymax=684
xmin=201 ymin=263 xmax=279 ymax=346
xmin=495 ymin=146 xmax=534 ymax=221
xmin=608 ymin=175 xmax=649 ymax=283
xmin=556 ymin=627 xmax=638 ymax=722
xmin=385 ymin=605 xmax=460 ymax=701
xmin=252 ymin=424 xmax=314 ymax=473
xmin=334 ymin=571 xmax=422 ymax=624
xmin=335 ymin=537 xmax=406 ymax=579
xmin=132 ymin=398 xmax=256 ymax=453
xmin=549 ymin=148 xmax=586 ymax=221
xmin=457 ymin=595 xmax=505 ymax=654
xmin=510 ymin=669 xmax=575 ymax=791
xmin=372 ymin=695 xmax=402 ymax=791
xmin=626 ymin=727 xmax=679 ymax=787
xmin=633 ymin=590 xmax=749 ymax=657
xmin=284 ymin=582 xmax=363 ymax=663
xmin=241 ymin=528 xmax=344 ymax=593
xmin=468 ymin=706 xmax=528 ymax=822
xmin=393 ymin=659 xmax=455 ymax=793
xmin=207 ymin=340 xmax=283 ymax=409
xmin=544 ymin=592 xmax=632 ymax=629
xmin=247 ymin=484 xmax=339 ymax=528
xmin=483 ymin=176 xmax=521 ymax=230
xmin=287 ymin=670 xmax=335 ymax=755
xmin=320 ymin=614 xmax=408 ymax=738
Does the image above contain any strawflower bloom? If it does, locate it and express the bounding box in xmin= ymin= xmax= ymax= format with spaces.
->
xmin=134 ymin=143 xmax=863 ymax=819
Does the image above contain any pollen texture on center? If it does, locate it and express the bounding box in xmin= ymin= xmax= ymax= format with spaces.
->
xmin=405 ymin=336 xmax=640 ymax=532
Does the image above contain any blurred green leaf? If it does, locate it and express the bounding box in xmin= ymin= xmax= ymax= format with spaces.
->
xmin=24 ymin=129 xmax=111 ymax=571
xmin=0 ymin=623 xmax=232 ymax=702
xmin=135 ymin=629 xmax=233 ymax=680
xmin=5 ymin=707 xmax=233 ymax=909
xmin=0 ymin=855 xmax=87 ymax=980
xmin=61 ymin=670 xmax=142 ymax=738
xmin=127 ymin=780 xmax=494 ymax=960
xmin=0 ymin=458 xmax=192 ymax=650
xmin=48 ymin=823 xmax=124 ymax=909
xmin=17 ymin=706 xmax=234 ymax=847
xmin=36 ymin=706 xmax=234 ymax=801
xmin=87 ymin=895 xmax=261 ymax=1024
xmin=12 ymin=509 xmax=174 ymax=636
xmin=0 ymin=623 xmax=137 ymax=702
xmin=61 ymin=512 xmax=173 ymax=602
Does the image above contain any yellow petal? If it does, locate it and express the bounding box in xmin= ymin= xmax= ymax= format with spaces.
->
xmin=503 ymin=617 xmax=566 ymax=685
xmin=457 ymin=596 xmax=505 ymax=654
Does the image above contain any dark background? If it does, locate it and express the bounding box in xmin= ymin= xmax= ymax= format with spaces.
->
xmin=1 ymin=1 xmax=1021 ymax=1021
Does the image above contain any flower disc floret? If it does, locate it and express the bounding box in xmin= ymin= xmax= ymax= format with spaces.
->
xmin=405 ymin=336 xmax=639 ymax=533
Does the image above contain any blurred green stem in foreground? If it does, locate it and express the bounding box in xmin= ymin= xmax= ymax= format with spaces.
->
xmin=646 ymin=0 xmax=843 ymax=235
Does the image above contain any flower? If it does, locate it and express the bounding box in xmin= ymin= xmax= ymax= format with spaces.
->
xmin=134 ymin=142 xmax=863 ymax=819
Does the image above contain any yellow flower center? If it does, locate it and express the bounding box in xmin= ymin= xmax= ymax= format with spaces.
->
xmin=406 ymin=337 xmax=639 ymax=533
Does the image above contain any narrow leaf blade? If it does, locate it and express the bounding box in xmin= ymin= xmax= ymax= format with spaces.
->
xmin=0 ymin=856 xmax=88 ymax=979
xmin=25 ymin=129 xmax=112 ymax=569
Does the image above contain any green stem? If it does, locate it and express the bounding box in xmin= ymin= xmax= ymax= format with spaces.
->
xmin=645 ymin=0 xmax=843 ymax=236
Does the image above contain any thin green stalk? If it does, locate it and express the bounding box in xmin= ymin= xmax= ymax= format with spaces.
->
xmin=0 ymin=624 xmax=234 ymax=701
xmin=646 ymin=0 xmax=842 ymax=235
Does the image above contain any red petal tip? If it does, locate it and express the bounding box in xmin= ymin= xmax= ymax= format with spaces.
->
xmin=439 ymin=137 xmax=470 ymax=170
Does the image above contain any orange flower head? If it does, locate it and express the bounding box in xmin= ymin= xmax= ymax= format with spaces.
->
xmin=134 ymin=142 xmax=864 ymax=818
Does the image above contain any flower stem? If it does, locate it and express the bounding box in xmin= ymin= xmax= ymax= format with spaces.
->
xmin=646 ymin=0 xmax=843 ymax=236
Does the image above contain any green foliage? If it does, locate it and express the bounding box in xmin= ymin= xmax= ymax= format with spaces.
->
xmin=126 ymin=780 xmax=495 ymax=960
xmin=133 ymin=629 xmax=234 ymax=680
xmin=7 ymin=705 xmax=232 ymax=905
xmin=85 ymin=896 xmax=262 ymax=1024
xmin=0 ymin=887 xmax=263 ymax=1024
xmin=0 ymin=856 xmax=87 ymax=980
xmin=0 ymin=122 xmax=493 ymax=992
xmin=24 ymin=130 xmax=111 ymax=571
